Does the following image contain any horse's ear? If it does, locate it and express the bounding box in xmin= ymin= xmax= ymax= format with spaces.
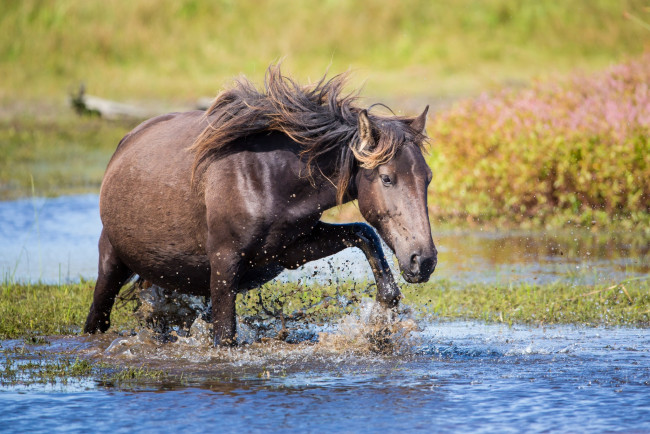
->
xmin=356 ymin=109 xmax=375 ymax=152
xmin=409 ymin=105 xmax=429 ymax=134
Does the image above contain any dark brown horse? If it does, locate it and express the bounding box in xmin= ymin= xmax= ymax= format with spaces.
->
xmin=84 ymin=66 xmax=437 ymax=346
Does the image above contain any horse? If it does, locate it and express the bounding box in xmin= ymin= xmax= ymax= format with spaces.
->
xmin=84 ymin=66 xmax=437 ymax=346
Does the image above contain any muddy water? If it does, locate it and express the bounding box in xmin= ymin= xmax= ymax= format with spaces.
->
xmin=1 ymin=311 xmax=649 ymax=432
xmin=1 ymin=194 xmax=648 ymax=284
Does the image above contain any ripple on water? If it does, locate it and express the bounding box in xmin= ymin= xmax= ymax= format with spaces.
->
xmin=2 ymin=314 xmax=650 ymax=432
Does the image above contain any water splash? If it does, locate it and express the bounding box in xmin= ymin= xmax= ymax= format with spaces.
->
xmin=99 ymin=288 xmax=421 ymax=367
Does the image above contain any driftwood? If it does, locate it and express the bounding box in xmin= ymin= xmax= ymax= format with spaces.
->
xmin=70 ymin=84 xmax=216 ymax=119
xmin=70 ymin=84 xmax=154 ymax=119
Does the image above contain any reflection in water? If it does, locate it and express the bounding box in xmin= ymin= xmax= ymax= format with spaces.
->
xmin=1 ymin=194 xmax=647 ymax=284
xmin=434 ymin=229 xmax=649 ymax=285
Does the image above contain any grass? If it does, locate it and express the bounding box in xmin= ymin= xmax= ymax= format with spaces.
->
xmin=0 ymin=113 xmax=137 ymax=200
xmin=0 ymin=279 xmax=139 ymax=339
xmin=1 ymin=0 xmax=648 ymax=103
xmin=403 ymin=278 xmax=650 ymax=327
xmin=0 ymin=351 xmax=170 ymax=388
xmin=1 ymin=278 xmax=648 ymax=341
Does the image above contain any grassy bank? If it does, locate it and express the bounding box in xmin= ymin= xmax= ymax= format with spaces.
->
xmin=1 ymin=278 xmax=648 ymax=340
xmin=1 ymin=0 xmax=648 ymax=102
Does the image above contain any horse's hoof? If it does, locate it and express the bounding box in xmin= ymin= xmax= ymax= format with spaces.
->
xmin=84 ymin=314 xmax=110 ymax=334
xmin=213 ymin=335 xmax=237 ymax=347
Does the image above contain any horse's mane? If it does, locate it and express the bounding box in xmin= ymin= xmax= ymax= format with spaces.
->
xmin=190 ymin=65 xmax=424 ymax=204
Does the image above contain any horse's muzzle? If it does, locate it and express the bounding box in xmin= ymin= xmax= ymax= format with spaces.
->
xmin=403 ymin=249 xmax=437 ymax=283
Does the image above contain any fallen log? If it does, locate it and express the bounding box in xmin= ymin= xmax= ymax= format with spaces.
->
xmin=69 ymin=84 xmax=153 ymax=120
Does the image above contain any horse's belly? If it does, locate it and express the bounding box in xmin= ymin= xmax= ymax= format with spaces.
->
xmin=132 ymin=254 xmax=212 ymax=296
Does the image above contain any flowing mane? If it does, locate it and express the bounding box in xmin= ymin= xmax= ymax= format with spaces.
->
xmin=190 ymin=65 xmax=424 ymax=203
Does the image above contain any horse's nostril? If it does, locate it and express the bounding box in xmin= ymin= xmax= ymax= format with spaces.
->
xmin=410 ymin=253 xmax=421 ymax=274
xmin=421 ymin=255 xmax=436 ymax=275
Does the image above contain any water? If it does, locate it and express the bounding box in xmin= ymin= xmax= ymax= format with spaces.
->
xmin=1 ymin=194 xmax=649 ymax=432
xmin=1 ymin=318 xmax=649 ymax=432
xmin=1 ymin=194 xmax=648 ymax=285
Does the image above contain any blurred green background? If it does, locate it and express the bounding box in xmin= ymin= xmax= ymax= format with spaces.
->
xmin=1 ymin=0 xmax=648 ymax=228
xmin=2 ymin=0 xmax=648 ymax=102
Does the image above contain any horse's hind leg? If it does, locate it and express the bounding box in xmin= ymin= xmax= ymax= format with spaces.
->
xmin=84 ymin=230 xmax=133 ymax=333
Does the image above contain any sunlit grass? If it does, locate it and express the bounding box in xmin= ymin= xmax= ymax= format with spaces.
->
xmin=0 ymin=279 xmax=139 ymax=339
xmin=1 ymin=0 xmax=648 ymax=102
xmin=403 ymin=278 xmax=650 ymax=327
xmin=1 ymin=277 xmax=648 ymax=340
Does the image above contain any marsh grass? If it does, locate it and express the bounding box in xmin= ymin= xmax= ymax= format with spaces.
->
xmin=0 ymin=351 xmax=170 ymax=388
xmin=1 ymin=277 xmax=648 ymax=341
xmin=403 ymin=278 xmax=650 ymax=327
xmin=0 ymin=279 xmax=139 ymax=339
xmin=0 ymin=113 xmax=137 ymax=200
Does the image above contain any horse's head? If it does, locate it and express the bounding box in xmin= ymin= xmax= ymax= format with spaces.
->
xmin=353 ymin=107 xmax=437 ymax=283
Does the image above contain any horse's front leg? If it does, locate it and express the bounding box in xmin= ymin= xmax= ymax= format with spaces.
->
xmin=208 ymin=251 xmax=240 ymax=347
xmin=281 ymin=221 xmax=401 ymax=307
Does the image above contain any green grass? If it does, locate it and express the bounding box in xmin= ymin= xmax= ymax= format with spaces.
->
xmin=1 ymin=278 xmax=648 ymax=341
xmin=1 ymin=0 xmax=648 ymax=103
xmin=0 ymin=113 xmax=136 ymax=200
xmin=0 ymin=279 xmax=139 ymax=339
xmin=0 ymin=351 xmax=170 ymax=388
xmin=403 ymin=278 xmax=650 ymax=327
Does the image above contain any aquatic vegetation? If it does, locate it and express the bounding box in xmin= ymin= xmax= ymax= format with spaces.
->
xmin=428 ymin=54 xmax=650 ymax=230
xmin=1 ymin=278 xmax=648 ymax=341
xmin=406 ymin=278 xmax=650 ymax=327
xmin=0 ymin=356 xmax=92 ymax=387
xmin=0 ymin=348 xmax=169 ymax=388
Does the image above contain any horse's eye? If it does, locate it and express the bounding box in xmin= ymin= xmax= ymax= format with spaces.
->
xmin=379 ymin=174 xmax=392 ymax=186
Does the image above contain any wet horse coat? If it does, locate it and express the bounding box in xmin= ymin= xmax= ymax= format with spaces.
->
xmin=84 ymin=67 xmax=437 ymax=345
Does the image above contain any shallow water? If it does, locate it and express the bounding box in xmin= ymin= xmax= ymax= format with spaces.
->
xmin=2 ymin=194 xmax=649 ymax=432
xmin=1 ymin=315 xmax=649 ymax=432
xmin=1 ymin=194 xmax=648 ymax=285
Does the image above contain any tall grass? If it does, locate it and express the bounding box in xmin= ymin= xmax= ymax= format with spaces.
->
xmin=1 ymin=0 xmax=648 ymax=101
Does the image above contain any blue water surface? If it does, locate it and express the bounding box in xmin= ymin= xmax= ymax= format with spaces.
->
xmin=1 ymin=322 xmax=649 ymax=433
